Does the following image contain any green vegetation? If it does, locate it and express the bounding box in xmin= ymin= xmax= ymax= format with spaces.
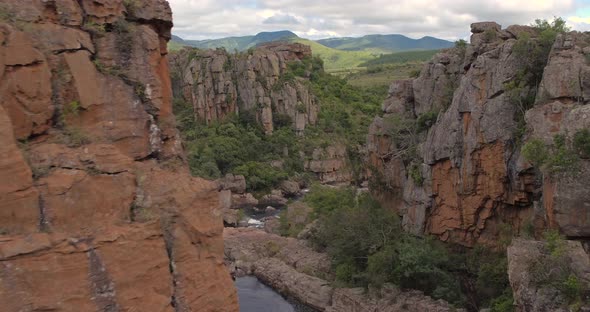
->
xmin=172 ymin=56 xmax=386 ymax=192
xmin=522 ymin=135 xmax=579 ymax=175
xmin=316 ymin=34 xmax=453 ymax=52
xmin=291 ymin=38 xmax=377 ymax=72
xmin=168 ymin=40 xmax=186 ymax=51
xmin=0 ymin=4 xmax=15 ymax=23
xmin=507 ymin=17 xmax=571 ymax=140
xmin=83 ymin=21 xmax=106 ymax=35
xmin=359 ymin=50 xmax=439 ymax=67
xmin=344 ymin=50 xmax=438 ymax=87
xmin=60 ymin=127 xmax=91 ymax=148
xmin=305 ymin=185 xmax=513 ymax=309
xmin=63 ymin=101 xmax=81 ymax=117
xmin=346 ymin=62 xmax=423 ymax=87
xmin=528 ymin=230 xmax=589 ymax=310
xmin=112 ymin=19 xmax=135 ymax=61
xmin=408 ymin=163 xmax=424 ymax=186
xmin=122 ymin=0 xmax=139 ymax=15
xmin=573 ymin=129 xmax=590 ymax=158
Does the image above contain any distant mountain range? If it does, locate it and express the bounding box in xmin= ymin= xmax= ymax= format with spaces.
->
xmin=317 ymin=34 xmax=454 ymax=52
xmin=172 ymin=31 xmax=299 ymax=51
xmin=171 ymin=31 xmax=453 ymax=53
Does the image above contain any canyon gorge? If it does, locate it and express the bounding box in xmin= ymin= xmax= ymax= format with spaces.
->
xmin=0 ymin=0 xmax=589 ymax=311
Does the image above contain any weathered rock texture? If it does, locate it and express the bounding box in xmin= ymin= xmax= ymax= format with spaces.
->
xmin=507 ymin=239 xmax=590 ymax=311
xmin=169 ymin=42 xmax=318 ymax=134
xmin=0 ymin=1 xmax=237 ymax=311
xmin=224 ymin=228 xmax=463 ymax=311
xmin=305 ymin=144 xmax=354 ymax=185
xmin=367 ymin=22 xmax=590 ymax=247
xmin=524 ymin=31 xmax=590 ymax=238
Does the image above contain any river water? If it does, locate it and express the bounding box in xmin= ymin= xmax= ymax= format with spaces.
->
xmin=235 ymin=276 xmax=318 ymax=312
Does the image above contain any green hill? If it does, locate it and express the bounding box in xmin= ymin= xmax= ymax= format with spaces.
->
xmin=171 ymin=31 xmax=298 ymax=51
xmin=317 ymin=34 xmax=453 ymax=52
xmin=288 ymin=38 xmax=377 ymax=73
xmin=359 ymin=50 xmax=439 ymax=67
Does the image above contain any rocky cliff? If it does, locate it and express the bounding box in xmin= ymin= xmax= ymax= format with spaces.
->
xmin=367 ymin=22 xmax=590 ymax=247
xmin=0 ymin=0 xmax=237 ymax=311
xmin=169 ymin=42 xmax=318 ymax=134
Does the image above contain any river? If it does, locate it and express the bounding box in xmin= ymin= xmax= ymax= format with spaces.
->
xmin=235 ymin=276 xmax=318 ymax=312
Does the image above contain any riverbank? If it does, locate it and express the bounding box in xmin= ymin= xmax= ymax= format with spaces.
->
xmin=225 ymin=227 xmax=463 ymax=311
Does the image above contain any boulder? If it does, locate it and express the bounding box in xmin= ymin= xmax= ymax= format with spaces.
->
xmin=219 ymin=173 xmax=247 ymax=194
xmin=280 ymin=180 xmax=301 ymax=197
xmin=470 ymin=22 xmax=501 ymax=34
xmin=254 ymin=258 xmax=333 ymax=310
xmin=259 ymin=190 xmax=288 ymax=207
xmin=231 ymin=193 xmax=259 ymax=209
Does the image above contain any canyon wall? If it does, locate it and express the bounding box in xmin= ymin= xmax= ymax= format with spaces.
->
xmin=0 ymin=0 xmax=237 ymax=311
xmin=169 ymin=42 xmax=318 ymax=135
xmin=367 ymin=22 xmax=590 ymax=247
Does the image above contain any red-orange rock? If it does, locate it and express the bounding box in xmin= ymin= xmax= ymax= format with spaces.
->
xmin=0 ymin=0 xmax=238 ymax=310
xmin=0 ymin=26 xmax=54 ymax=139
xmin=0 ymin=105 xmax=39 ymax=234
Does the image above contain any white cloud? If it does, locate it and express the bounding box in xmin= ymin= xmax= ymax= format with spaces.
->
xmin=168 ymin=0 xmax=588 ymax=40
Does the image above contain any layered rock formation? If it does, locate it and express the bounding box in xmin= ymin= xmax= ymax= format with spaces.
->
xmin=367 ymin=22 xmax=590 ymax=247
xmin=224 ymin=228 xmax=461 ymax=311
xmin=305 ymin=144 xmax=354 ymax=185
xmin=169 ymin=42 xmax=318 ymax=134
xmin=0 ymin=1 xmax=237 ymax=311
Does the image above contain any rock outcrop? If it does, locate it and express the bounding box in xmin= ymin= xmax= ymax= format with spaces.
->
xmin=169 ymin=42 xmax=318 ymax=134
xmin=305 ymin=144 xmax=354 ymax=185
xmin=523 ymin=31 xmax=590 ymax=239
xmin=224 ymin=228 xmax=463 ymax=311
xmin=0 ymin=1 xmax=237 ymax=311
xmin=367 ymin=21 xmax=590 ymax=246
xmin=326 ymin=287 xmax=464 ymax=312
xmin=507 ymin=239 xmax=590 ymax=311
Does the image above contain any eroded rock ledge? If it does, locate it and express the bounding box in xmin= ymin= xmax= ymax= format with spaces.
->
xmin=224 ymin=227 xmax=462 ymax=311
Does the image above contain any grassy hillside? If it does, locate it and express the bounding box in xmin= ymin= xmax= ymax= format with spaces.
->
xmin=289 ymin=38 xmax=378 ymax=73
xmin=346 ymin=63 xmax=423 ymax=88
xmin=359 ymin=50 xmax=439 ymax=66
xmin=168 ymin=40 xmax=186 ymax=51
xmin=346 ymin=50 xmax=440 ymax=88
xmin=318 ymin=34 xmax=453 ymax=52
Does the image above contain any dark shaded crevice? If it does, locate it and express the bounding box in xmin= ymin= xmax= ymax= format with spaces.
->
xmin=4 ymin=60 xmax=44 ymax=69
xmin=38 ymin=193 xmax=50 ymax=232
xmin=53 ymin=46 xmax=94 ymax=55
xmin=161 ymin=219 xmax=182 ymax=312
xmin=488 ymin=89 xmax=504 ymax=100
xmin=88 ymin=247 xmax=120 ymax=312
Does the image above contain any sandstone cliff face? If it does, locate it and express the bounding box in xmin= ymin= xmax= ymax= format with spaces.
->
xmin=169 ymin=42 xmax=318 ymax=134
xmin=368 ymin=22 xmax=590 ymax=247
xmin=0 ymin=1 xmax=237 ymax=311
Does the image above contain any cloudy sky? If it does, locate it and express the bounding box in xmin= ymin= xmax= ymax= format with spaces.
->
xmin=168 ymin=0 xmax=590 ymax=41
